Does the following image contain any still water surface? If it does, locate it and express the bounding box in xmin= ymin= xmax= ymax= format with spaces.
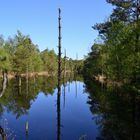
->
xmin=0 ymin=77 xmax=99 ymax=140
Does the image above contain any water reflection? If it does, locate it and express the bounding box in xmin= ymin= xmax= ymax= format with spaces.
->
xmin=57 ymin=83 xmax=61 ymax=140
xmin=85 ymin=80 xmax=140 ymax=140
xmin=62 ymin=82 xmax=66 ymax=109
xmin=0 ymin=76 xmax=58 ymax=119
xmin=0 ymin=126 xmax=6 ymax=140
xmin=0 ymin=76 xmax=101 ymax=140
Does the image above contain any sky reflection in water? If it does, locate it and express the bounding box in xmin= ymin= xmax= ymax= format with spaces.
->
xmin=0 ymin=78 xmax=98 ymax=140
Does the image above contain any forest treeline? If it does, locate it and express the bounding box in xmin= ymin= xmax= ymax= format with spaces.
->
xmin=0 ymin=31 xmax=83 ymax=78
xmin=83 ymin=0 xmax=140 ymax=88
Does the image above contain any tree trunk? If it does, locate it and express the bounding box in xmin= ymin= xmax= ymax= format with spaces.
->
xmin=0 ymin=70 xmax=8 ymax=98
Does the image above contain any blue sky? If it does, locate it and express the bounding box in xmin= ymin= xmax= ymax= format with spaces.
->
xmin=0 ymin=0 xmax=113 ymax=59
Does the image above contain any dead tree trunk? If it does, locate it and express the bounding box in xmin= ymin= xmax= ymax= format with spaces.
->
xmin=58 ymin=8 xmax=62 ymax=88
xmin=0 ymin=70 xmax=8 ymax=98
xmin=57 ymin=8 xmax=62 ymax=140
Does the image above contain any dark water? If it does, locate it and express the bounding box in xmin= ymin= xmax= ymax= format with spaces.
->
xmin=0 ymin=77 xmax=99 ymax=140
xmin=85 ymin=80 xmax=140 ymax=140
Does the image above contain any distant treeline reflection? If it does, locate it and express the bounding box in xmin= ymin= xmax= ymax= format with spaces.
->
xmin=0 ymin=76 xmax=81 ymax=119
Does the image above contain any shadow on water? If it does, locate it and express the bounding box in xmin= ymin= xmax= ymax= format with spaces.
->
xmin=85 ymin=79 xmax=140 ymax=140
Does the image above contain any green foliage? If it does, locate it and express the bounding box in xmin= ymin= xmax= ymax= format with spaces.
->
xmin=41 ymin=49 xmax=57 ymax=75
xmin=0 ymin=36 xmax=11 ymax=72
xmin=0 ymin=47 xmax=10 ymax=71
xmin=0 ymin=31 xmax=83 ymax=77
xmin=83 ymin=44 xmax=101 ymax=79
xmin=11 ymin=32 xmax=43 ymax=74
xmin=84 ymin=0 xmax=140 ymax=86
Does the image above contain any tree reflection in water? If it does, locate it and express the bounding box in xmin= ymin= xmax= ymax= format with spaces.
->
xmin=85 ymin=80 xmax=140 ymax=140
xmin=57 ymin=83 xmax=61 ymax=140
xmin=0 ymin=75 xmax=74 ymax=139
xmin=0 ymin=76 xmax=58 ymax=118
